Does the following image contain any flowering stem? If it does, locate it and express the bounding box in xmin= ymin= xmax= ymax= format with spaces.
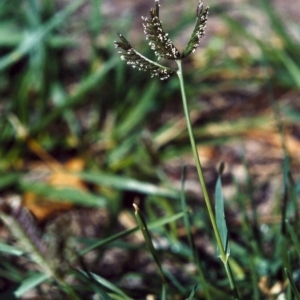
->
xmin=176 ymin=60 xmax=239 ymax=299
xmin=0 ymin=209 xmax=81 ymax=300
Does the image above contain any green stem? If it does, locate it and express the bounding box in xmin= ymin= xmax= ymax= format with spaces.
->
xmin=176 ymin=60 xmax=239 ymax=299
xmin=176 ymin=60 xmax=224 ymax=259
xmin=224 ymin=260 xmax=240 ymax=300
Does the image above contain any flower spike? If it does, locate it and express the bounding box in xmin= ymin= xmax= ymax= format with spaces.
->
xmin=181 ymin=0 xmax=209 ymax=59
xmin=142 ymin=0 xmax=180 ymax=60
xmin=114 ymin=0 xmax=209 ymax=80
xmin=114 ymin=33 xmax=175 ymax=80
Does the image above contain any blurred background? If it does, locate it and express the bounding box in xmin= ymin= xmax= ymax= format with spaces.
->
xmin=0 ymin=0 xmax=300 ymax=298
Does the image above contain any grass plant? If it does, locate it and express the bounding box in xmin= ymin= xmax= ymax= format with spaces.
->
xmin=115 ymin=1 xmax=238 ymax=297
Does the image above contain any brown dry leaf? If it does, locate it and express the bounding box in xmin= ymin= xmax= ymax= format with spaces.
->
xmin=258 ymin=275 xmax=286 ymax=299
xmin=244 ymin=128 xmax=300 ymax=160
xmin=258 ymin=276 xmax=271 ymax=296
xmin=23 ymin=158 xmax=87 ymax=222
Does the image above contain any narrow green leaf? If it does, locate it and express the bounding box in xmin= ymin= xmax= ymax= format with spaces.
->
xmin=79 ymin=271 xmax=133 ymax=300
xmin=116 ymin=80 xmax=158 ymax=137
xmin=259 ymin=0 xmax=297 ymax=51
xmin=275 ymin=50 xmax=300 ymax=90
xmin=32 ymin=56 xmax=118 ymax=133
xmin=0 ymin=0 xmax=83 ymax=71
xmin=133 ymin=204 xmax=166 ymax=283
xmin=14 ymin=272 xmax=49 ymax=298
xmin=215 ymin=163 xmax=229 ymax=257
xmin=0 ymin=173 xmax=20 ymax=189
xmin=79 ymin=212 xmax=184 ymax=255
xmin=286 ymin=220 xmax=300 ymax=258
xmin=285 ymin=268 xmax=300 ymax=300
xmin=20 ymin=181 xmax=107 ymax=208
xmin=133 ymin=204 xmax=167 ymax=300
xmin=0 ymin=242 xmax=24 ymax=256
xmin=79 ymin=171 xmax=179 ymax=199
xmin=76 ymin=256 xmax=113 ymax=300
xmin=187 ymin=284 xmax=198 ymax=300
xmin=163 ymin=267 xmax=186 ymax=294
xmin=281 ymin=181 xmax=289 ymax=235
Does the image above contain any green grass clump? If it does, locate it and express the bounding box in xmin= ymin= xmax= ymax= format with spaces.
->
xmin=0 ymin=0 xmax=300 ymax=299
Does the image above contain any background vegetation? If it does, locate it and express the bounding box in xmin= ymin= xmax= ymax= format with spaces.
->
xmin=0 ymin=0 xmax=300 ymax=299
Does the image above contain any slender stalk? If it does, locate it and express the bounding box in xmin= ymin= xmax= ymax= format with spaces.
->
xmin=181 ymin=166 xmax=212 ymax=300
xmin=224 ymin=261 xmax=240 ymax=300
xmin=176 ymin=60 xmax=224 ymax=259
xmin=176 ymin=60 xmax=239 ymax=299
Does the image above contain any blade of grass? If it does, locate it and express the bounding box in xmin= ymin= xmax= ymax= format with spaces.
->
xmin=0 ymin=0 xmax=84 ymax=72
xmin=187 ymin=284 xmax=198 ymax=300
xmin=0 ymin=242 xmax=24 ymax=256
xmin=233 ymin=176 xmax=260 ymax=299
xmin=0 ymin=173 xmax=20 ymax=189
xmin=51 ymin=82 xmax=81 ymax=137
xmin=274 ymin=49 xmax=300 ymax=90
xmin=285 ymin=268 xmax=300 ymax=300
xmin=14 ymin=272 xmax=50 ymax=298
xmin=285 ymin=220 xmax=300 ymax=258
xmin=79 ymin=211 xmax=184 ymax=255
xmin=258 ymin=0 xmax=298 ymax=52
xmin=242 ymin=149 xmax=263 ymax=256
xmin=115 ymin=81 xmax=158 ymax=137
xmin=79 ymin=270 xmax=133 ymax=300
xmin=214 ymin=162 xmax=240 ymax=298
xmin=281 ymin=174 xmax=289 ymax=235
xmin=20 ymin=181 xmax=107 ymax=208
xmin=79 ymin=171 xmax=179 ymax=199
xmin=133 ymin=203 xmax=166 ymax=300
xmin=0 ymin=262 xmax=23 ymax=282
xmin=163 ymin=268 xmax=186 ymax=295
xmin=76 ymin=258 xmax=114 ymax=300
xmin=89 ymin=0 xmax=103 ymax=39
xmin=31 ymin=56 xmax=118 ymax=133
xmin=146 ymin=196 xmax=178 ymax=242
xmin=215 ymin=162 xmax=229 ymax=257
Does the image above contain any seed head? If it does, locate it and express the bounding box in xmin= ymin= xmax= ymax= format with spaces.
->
xmin=181 ymin=1 xmax=209 ymax=59
xmin=114 ymin=33 xmax=175 ymax=80
xmin=142 ymin=1 xmax=180 ymax=60
xmin=114 ymin=0 xmax=209 ymax=80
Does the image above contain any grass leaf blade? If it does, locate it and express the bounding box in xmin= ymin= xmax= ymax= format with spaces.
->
xmin=285 ymin=268 xmax=300 ymax=299
xmin=133 ymin=204 xmax=166 ymax=299
xmin=215 ymin=163 xmax=229 ymax=258
xmin=14 ymin=273 xmax=49 ymax=298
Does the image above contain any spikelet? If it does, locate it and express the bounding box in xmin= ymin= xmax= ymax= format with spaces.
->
xmin=114 ymin=33 xmax=175 ymax=80
xmin=181 ymin=1 xmax=209 ymax=58
xmin=142 ymin=0 xmax=180 ymax=60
